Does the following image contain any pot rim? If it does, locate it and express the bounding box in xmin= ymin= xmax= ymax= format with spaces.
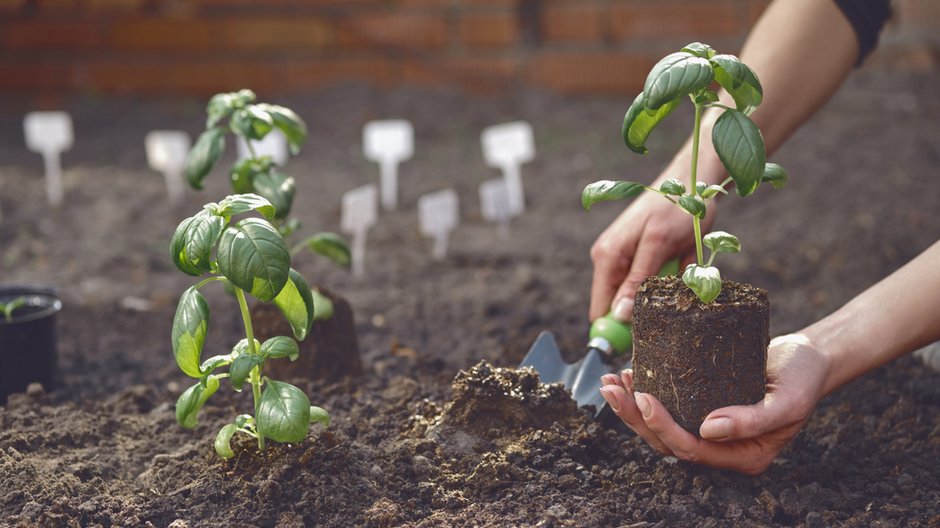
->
xmin=0 ymin=285 xmax=62 ymax=325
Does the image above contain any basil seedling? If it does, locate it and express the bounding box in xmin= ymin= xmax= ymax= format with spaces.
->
xmin=170 ymin=193 xmax=330 ymax=459
xmin=582 ymin=43 xmax=787 ymax=303
xmin=0 ymin=297 xmax=26 ymax=323
xmin=185 ymin=89 xmax=351 ymax=316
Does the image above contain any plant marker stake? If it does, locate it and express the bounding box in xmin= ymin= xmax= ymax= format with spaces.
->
xmin=480 ymin=121 xmax=535 ymax=217
xmin=417 ymin=189 xmax=459 ymax=261
xmin=145 ymin=130 xmax=191 ymax=205
xmin=341 ymin=184 xmax=378 ymax=278
xmin=363 ymin=120 xmax=414 ymax=211
xmin=479 ymin=178 xmax=512 ymax=239
xmin=24 ymin=111 xmax=74 ymax=207
xmin=236 ymin=130 xmax=289 ymax=166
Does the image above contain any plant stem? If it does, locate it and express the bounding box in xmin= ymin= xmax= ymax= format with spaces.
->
xmin=690 ymin=103 xmax=705 ymax=266
xmin=235 ymin=288 xmax=265 ymax=451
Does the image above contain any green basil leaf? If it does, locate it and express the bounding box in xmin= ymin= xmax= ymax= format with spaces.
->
xmin=682 ymin=264 xmax=722 ymax=304
xmin=217 ymin=218 xmax=290 ymax=302
xmin=700 ymin=184 xmax=728 ymax=199
xmin=678 ymin=194 xmax=706 ymax=219
xmin=235 ymin=414 xmax=253 ymax=429
xmin=231 ymin=105 xmax=274 ymax=141
xmin=169 ymin=210 xmax=226 ymax=276
xmin=681 ymin=42 xmax=716 ymax=59
xmin=311 ymin=289 xmax=334 ymax=322
xmin=710 ymin=54 xmax=763 ymax=116
xmin=230 ymin=157 xmax=276 ymax=194
xmin=712 ymin=109 xmax=766 ymax=197
xmin=232 ymin=337 xmax=261 ymax=357
xmin=252 ymin=171 xmax=295 ymax=220
xmin=172 ymin=287 xmax=210 ymax=378
xmin=261 ymin=336 xmax=299 ymax=361
xmin=230 ymin=354 xmax=264 ymax=392
xmin=309 ymin=406 xmax=330 ymax=427
xmin=622 ymin=92 xmax=681 ymax=154
xmin=581 ymin=180 xmax=646 ymax=211
xmin=186 ymin=127 xmax=226 ymax=190
xmin=256 ymin=103 xmax=307 ymax=155
xmin=703 ymin=231 xmax=741 ymax=254
xmin=693 ymin=90 xmax=720 ymax=105
xmin=217 ymin=193 xmax=276 ymax=221
xmin=761 ymin=162 xmax=788 ymax=189
xmin=175 ymin=375 xmax=220 ymax=429
xmin=273 ymin=268 xmax=315 ymax=341
xmin=257 ymin=380 xmax=312 ymax=443
xmin=233 ymin=89 xmax=256 ymax=107
xmin=207 ymin=92 xmax=237 ymax=129
xmin=304 ymin=232 xmax=351 ymax=267
xmin=659 ymin=178 xmax=685 ymax=196
xmin=643 ymin=52 xmax=714 ymax=110
xmin=214 ymin=423 xmax=238 ymax=459
xmin=200 ymin=354 xmax=234 ymax=375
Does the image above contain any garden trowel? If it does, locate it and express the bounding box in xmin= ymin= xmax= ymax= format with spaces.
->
xmin=520 ymin=260 xmax=680 ymax=417
xmin=520 ymin=314 xmax=633 ymax=418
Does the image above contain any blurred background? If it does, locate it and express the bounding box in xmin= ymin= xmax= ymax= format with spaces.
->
xmin=0 ymin=0 xmax=937 ymax=104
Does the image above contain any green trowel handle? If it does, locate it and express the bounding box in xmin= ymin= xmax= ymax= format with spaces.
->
xmin=588 ymin=259 xmax=680 ymax=356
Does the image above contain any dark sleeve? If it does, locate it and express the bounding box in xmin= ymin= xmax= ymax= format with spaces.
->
xmin=833 ymin=0 xmax=893 ymax=66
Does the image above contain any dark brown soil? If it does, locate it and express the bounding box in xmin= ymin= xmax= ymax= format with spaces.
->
xmin=1 ymin=70 xmax=940 ymax=527
xmin=633 ymin=275 xmax=769 ymax=433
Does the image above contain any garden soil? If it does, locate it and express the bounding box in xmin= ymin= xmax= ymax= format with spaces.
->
xmin=1 ymin=70 xmax=939 ymax=527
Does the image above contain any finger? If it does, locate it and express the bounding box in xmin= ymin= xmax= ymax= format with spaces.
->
xmin=620 ymin=368 xmax=634 ymax=391
xmin=700 ymin=394 xmax=804 ymax=442
xmin=633 ymin=391 xmax=702 ymax=458
xmin=600 ymin=385 xmax=673 ymax=456
xmin=609 ymin=229 xmax=676 ymax=323
xmin=589 ymin=234 xmax=633 ymax=321
xmin=600 ymin=374 xmax=623 ymax=388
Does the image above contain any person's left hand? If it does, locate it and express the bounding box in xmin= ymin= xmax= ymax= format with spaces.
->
xmin=598 ymin=333 xmax=830 ymax=475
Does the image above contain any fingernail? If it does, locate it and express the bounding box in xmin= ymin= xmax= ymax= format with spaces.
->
xmin=700 ymin=417 xmax=733 ymax=440
xmin=634 ymin=392 xmax=651 ymax=419
xmin=612 ymin=297 xmax=634 ymax=322
xmin=599 ymin=387 xmax=620 ymax=412
xmin=620 ymin=368 xmax=633 ymax=390
xmin=600 ymin=374 xmax=619 ymax=387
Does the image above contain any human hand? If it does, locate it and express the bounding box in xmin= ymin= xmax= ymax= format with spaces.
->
xmin=589 ymin=190 xmax=712 ymax=322
xmin=598 ymin=333 xmax=830 ymax=475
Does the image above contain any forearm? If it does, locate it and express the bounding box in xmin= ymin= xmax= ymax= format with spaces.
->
xmin=657 ymin=0 xmax=859 ymax=188
xmin=803 ymin=241 xmax=940 ymax=396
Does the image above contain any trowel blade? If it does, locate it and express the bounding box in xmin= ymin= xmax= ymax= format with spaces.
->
xmin=520 ymin=331 xmax=616 ymax=417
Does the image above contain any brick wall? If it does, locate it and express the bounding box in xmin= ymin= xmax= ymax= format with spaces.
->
xmin=0 ymin=0 xmax=936 ymax=99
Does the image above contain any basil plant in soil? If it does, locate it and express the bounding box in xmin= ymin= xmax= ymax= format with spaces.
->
xmin=582 ymin=43 xmax=788 ymax=433
xmin=185 ymin=89 xmax=352 ymax=321
xmin=170 ymin=193 xmax=329 ymax=458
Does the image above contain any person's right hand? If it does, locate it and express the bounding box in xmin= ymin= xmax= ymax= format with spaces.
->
xmin=589 ymin=188 xmax=714 ymax=322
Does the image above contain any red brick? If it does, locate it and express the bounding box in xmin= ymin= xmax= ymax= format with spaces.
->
xmin=745 ymin=0 xmax=772 ymax=26
xmin=542 ymin=3 xmax=605 ymax=42
xmin=337 ymin=12 xmax=448 ymax=49
xmin=611 ymin=2 xmax=740 ymax=41
xmin=217 ymin=17 xmax=334 ymax=51
xmin=0 ymin=0 xmax=26 ymax=11
xmin=84 ymin=60 xmax=279 ymax=96
xmin=109 ymin=18 xmax=213 ymax=52
xmin=86 ymin=0 xmax=143 ymax=12
xmin=459 ymin=11 xmax=519 ymax=48
xmin=283 ymin=57 xmax=397 ymax=91
xmin=527 ymin=52 xmax=652 ymax=95
xmin=402 ymin=56 xmax=519 ymax=93
xmin=37 ymin=0 xmax=78 ymax=12
xmin=0 ymin=61 xmax=74 ymax=92
xmin=3 ymin=20 xmax=102 ymax=51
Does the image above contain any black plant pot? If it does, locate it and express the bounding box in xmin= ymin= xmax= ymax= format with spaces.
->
xmin=0 ymin=286 xmax=62 ymax=403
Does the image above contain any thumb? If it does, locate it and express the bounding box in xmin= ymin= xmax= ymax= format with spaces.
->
xmin=699 ymin=396 xmax=796 ymax=441
xmin=609 ymin=237 xmax=675 ymax=323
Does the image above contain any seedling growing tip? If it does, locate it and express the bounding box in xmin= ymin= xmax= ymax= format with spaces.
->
xmin=0 ymin=297 xmax=26 ymax=323
xmin=582 ymin=42 xmax=787 ymax=303
xmin=170 ymin=193 xmax=329 ymax=458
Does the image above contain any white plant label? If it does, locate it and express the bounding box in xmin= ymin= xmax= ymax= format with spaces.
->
xmin=363 ymin=119 xmax=414 ymax=211
xmin=145 ymin=130 xmax=191 ymax=205
xmin=341 ymin=184 xmax=378 ymax=278
xmin=24 ymin=111 xmax=74 ymax=207
xmin=236 ymin=130 xmax=289 ymax=167
xmin=481 ymin=121 xmax=535 ymax=217
xmin=418 ymin=189 xmax=459 ymax=260
xmin=479 ymin=177 xmax=512 ymax=238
